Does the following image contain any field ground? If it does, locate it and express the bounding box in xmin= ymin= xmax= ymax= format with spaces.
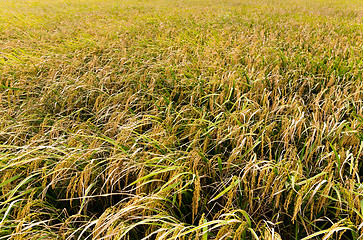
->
xmin=1 ymin=0 xmax=363 ymax=239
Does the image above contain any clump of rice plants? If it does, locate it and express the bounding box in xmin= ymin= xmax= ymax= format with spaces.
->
xmin=1 ymin=0 xmax=363 ymax=239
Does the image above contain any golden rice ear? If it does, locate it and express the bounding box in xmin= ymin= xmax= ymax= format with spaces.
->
xmin=192 ymin=172 xmax=201 ymax=224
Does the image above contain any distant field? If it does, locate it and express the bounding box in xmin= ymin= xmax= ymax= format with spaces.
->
xmin=1 ymin=0 xmax=363 ymax=239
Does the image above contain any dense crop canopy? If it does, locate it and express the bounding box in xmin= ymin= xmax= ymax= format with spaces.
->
xmin=1 ymin=0 xmax=363 ymax=239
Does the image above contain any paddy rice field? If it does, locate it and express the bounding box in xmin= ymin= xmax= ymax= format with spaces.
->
xmin=1 ymin=0 xmax=363 ymax=239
